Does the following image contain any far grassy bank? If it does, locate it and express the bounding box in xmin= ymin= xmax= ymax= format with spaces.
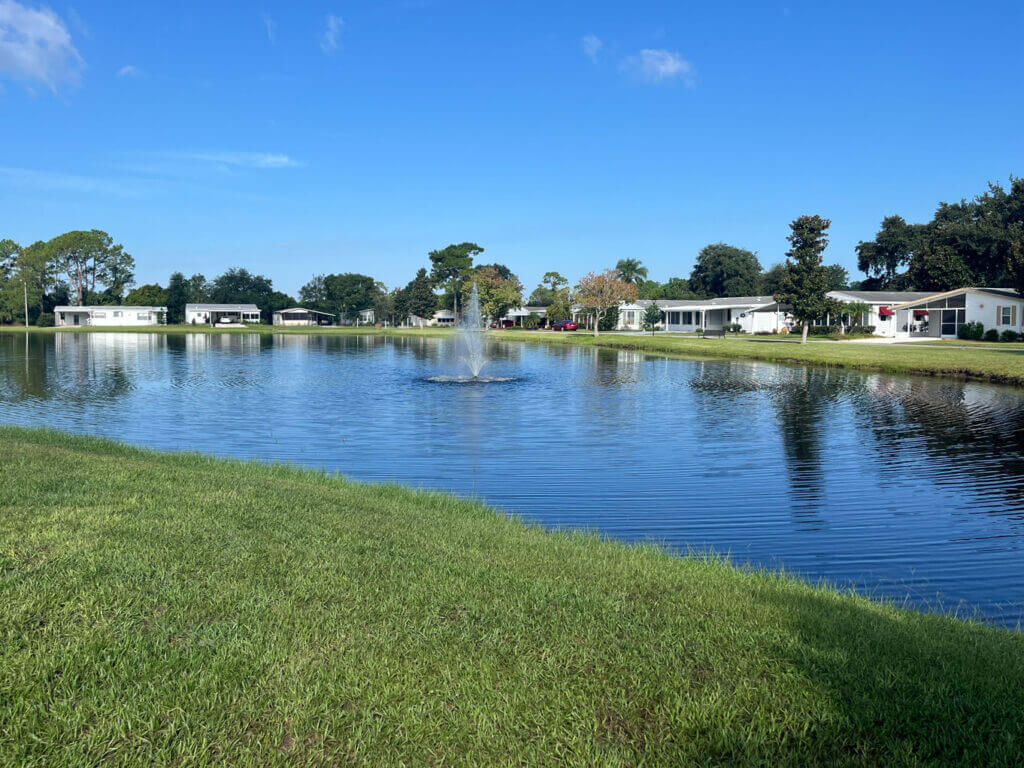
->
xmin=4 ymin=323 xmax=1024 ymax=385
xmin=2 ymin=426 xmax=1024 ymax=766
xmin=488 ymin=329 xmax=1024 ymax=386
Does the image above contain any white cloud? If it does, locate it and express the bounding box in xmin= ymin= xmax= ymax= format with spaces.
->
xmin=622 ymin=49 xmax=695 ymax=85
xmin=0 ymin=0 xmax=83 ymax=91
xmin=581 ymin=33 xmax=602 ymax=62
xmin=261 ymin=12 xmax=276 ymax=44
xmin=117 ymin=64 xmax=140 ymax=78
xmin=320 ymin=14 xmax=342 ymax=54
xmin=179 ymin=151 xmax=301 ymax=169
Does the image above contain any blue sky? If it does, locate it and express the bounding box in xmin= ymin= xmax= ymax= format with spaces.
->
xmin=1 ymin=0 xmax=1022 ymax=296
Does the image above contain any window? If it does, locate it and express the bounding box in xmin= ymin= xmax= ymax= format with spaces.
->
xmin=683 ymin=311 xmax=694 ymax=325
xmin=93 ymin=312 xmax=106 ymax=318
xmin=1001 ymin=306 xmax=1013 ymax=326
xmin=113 ymin=311 xmax=122 ymax=318
xmin=667 ymin=311 xmax=680 ymax=325
xmin=137 ymin=313 xmax=149 ymax=320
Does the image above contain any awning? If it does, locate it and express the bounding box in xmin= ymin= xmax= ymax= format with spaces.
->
xmin=878 ymin=306 xmax=894 ymax=317
xmin=914 ymin=309 xmax=929 ymax=318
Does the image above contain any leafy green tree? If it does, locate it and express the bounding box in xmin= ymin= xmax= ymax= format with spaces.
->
xmin=373 ymin=289 xmax=397 ymax=326
xmin=49 ymin=230 xmax=135 ymax=305
xmin=429 ymin=242 xmax=482 ymax=320
xmin=906 ymin=241 xmax=975 ymax=291
xmin=165 ymin=273 xmax=188 ymax=324
xmin=823 ymin=264 xmax=849 ymax=291
xmin=545 ymin=290 xmax=573 ymax=324
xmin=0 ymin=239 xmax=18 ymax=283
xmin=471 ymin=265 xmax=523 ymax=324
xmin=855 ymin=216 xmax=923 ymax=286
xmin=775 ymin=216 xmax=833 ymax=344
xmin=689 ymin=243 xmax=762 ymax=297
xmin=527 ymin=285 xmax=555 ymax=306
xmin=299 ymin=273 xmax=378 ymax=320
xmin=0 ymin=240 xmax=55 ymax=320
xmin=759 ymin=263 xmax=788 ymax=296
xmin=404 ymin=268 xmax=438 ymax=322
xmin=637 ymin=280 xmax=664 ymax=299
xmin=660 ymin=276 xmax=698 ymax=300
xmin=124 ymin=283 xmax=167 ymax=306
xmin=210 ymin=268 xmax=277 ymax=321
xmin=642 ymin=302 xmax=663 ymax=334
xmin=527 ymin=273 xmax=568 ymax=306
xmin=615 ymin=258 xmax=648 ymax=286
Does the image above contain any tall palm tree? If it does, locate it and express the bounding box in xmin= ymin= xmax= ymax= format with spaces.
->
xmin=615 ymin=258 xmax=648 ymax=286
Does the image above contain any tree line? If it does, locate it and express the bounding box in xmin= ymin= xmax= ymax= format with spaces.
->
xmin=2 ymin=176 xmax=1021 ymax=328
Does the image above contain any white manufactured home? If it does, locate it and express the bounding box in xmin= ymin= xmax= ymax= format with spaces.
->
xmin=826 ymin=291 xmax=933 ymax=337
xmin=185 ymin=303 xmax=262 ymax=326
xmin=612 ymin=297 xmax=780 ymax=333
xmin=891 ymin=288 xmax=1024 ymax=339
xmin=272 ymin=307 xmax=337 ymax=326
xmin=54 ymin=306 xmax=167 ymax=327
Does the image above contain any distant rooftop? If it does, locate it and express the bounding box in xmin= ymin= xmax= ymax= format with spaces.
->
xmin=186 ymin=303 xmax=260 ymax=311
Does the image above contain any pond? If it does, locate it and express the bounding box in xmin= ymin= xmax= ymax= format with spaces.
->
xmin=2 ymin=331 xmax=1024 ymax=628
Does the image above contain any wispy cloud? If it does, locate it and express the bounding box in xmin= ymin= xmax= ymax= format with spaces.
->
xmin=622 ymin=49 xmax=695 ymax=85
xmin=176 ymin=151 xmax=302 ymax=169
xmin=0 ymin=0 xmax=84 ymax=91
xmin=320 ymin=14 xmax=342 ymax=55
xmin=261 ymin=12 xmax=276 ymax=44
xmin=0 ymin=166 xmax=143 ymax=196
xmin=581 ymin=33 xmax=602 ymax=62
xmin=117 ymin=64 xmax=140 ymax=78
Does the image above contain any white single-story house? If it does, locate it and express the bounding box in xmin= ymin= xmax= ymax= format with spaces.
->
xmin=407 ymin=309 xmax=456 ymax=327
xmin=502 ymin=306 xmax=548 ymax=325
xmin=608 ymin=296 xmax=780 ymax=333
xmin=356 ymin=308 xmax=375 ymax=324
xmin=826 ymin=291 xmax=934 ymax=337
xmin=54 ymin=306 xmax=167 ymax=327
xmin=185 ymin=303 xmax=262 ymax=326
xmin=272 ymin=307 xmax=337 ymax=326
xmin=891 ymin=288 xmax=1024 ymax=339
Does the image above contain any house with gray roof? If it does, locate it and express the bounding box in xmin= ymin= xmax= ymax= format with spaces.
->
xmin=185 ymin=303 xmax=262 ymax=326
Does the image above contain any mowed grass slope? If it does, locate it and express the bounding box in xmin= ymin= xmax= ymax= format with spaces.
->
xmin=1 ymin=427 xmax=1023 ymax=766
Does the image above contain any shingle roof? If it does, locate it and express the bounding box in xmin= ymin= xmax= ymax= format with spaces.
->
xmin=829 ymin=290 xmax=934 ymax=303
xmin=186 ymin=303 xmax=260 ymax=311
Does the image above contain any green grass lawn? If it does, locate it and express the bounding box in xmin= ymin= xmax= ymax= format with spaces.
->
xmin=2 ymin=427 xmax=1023 ymax=766
xmin=5 ymin=323 xmax=1024 ymax=384
xmin=488 ymin=329 xmax=1024 ymax=385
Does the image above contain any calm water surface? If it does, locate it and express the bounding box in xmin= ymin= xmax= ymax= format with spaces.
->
xmin=2 ymin=331 xmax=1024 ymax=627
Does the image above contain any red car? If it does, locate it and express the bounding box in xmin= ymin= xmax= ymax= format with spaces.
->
xmin=489 ymin=319 xmax=516 ymax=328
xmin=551 ymin=320 xmax=578 ymax=331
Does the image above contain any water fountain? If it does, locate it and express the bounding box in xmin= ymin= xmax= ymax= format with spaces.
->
xmin=457 ymin=283 xmax=487 ymax=378
xmin=426 ymin=283 xmax=513 ymax=383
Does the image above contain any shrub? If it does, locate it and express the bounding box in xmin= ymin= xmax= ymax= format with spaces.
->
xmin=35 ymin=312 xmax=54 ymax=327
xmin=523 ymin=313 xmax=541 ymax=330
xmin=805 ymin=325 xmax=834 ymax=336
xmin=958 ymin=321 xmax=985 ymax=341
xmin=1000 ymin=330 xmax=1020 ymax=343
xmin=984 ymin=329 xmax=999 ymax=342
xmin=845 ymin=325 xmax=876 ymax=337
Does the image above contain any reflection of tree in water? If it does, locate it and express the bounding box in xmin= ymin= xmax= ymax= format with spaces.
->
xmin=858 ymin=376 xmax=1024 ymax=511
xmin=0 ymin=332 xmax=51 ymax=401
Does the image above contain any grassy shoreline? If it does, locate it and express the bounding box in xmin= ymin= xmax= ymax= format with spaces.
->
xmin=4 ymin=323 xmax=1024 ymax=385
xmin=1 ymin=426 xmax=1023 ymax=766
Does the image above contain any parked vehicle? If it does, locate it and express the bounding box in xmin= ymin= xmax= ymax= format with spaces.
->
xmin=551 ymin=320 xmax=578 ymax=331
xmin=490 ymin=319 xmax=516 ymax=328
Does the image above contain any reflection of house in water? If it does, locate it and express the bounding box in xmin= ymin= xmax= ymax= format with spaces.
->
xmin=184 ymin=332 xmax=264 ymax=356
xmin=53 ymin=332 xmax=169 ymax=401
